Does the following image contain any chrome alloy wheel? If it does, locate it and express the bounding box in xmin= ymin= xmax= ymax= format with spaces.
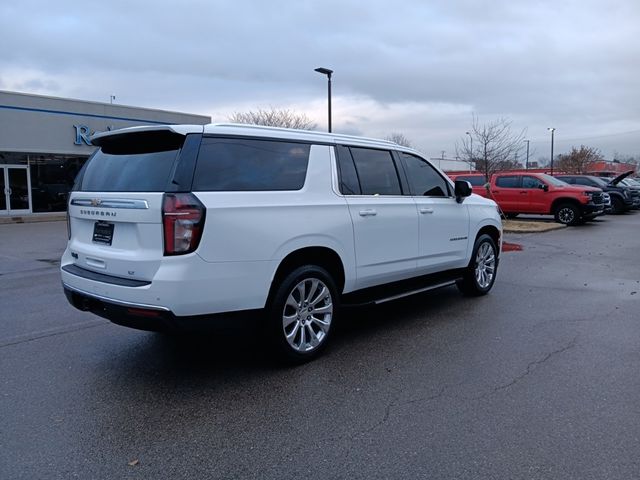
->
xmin=282 ymin=278 xmax=333 ymax=353
xmin=474 ymin=241 xmax=496 ymax=289
xmin=557 ymin=207 xmax=576 ymax=224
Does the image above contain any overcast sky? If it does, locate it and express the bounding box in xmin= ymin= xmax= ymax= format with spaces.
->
xmin=1 ymin=0 xmax=639 ymax=161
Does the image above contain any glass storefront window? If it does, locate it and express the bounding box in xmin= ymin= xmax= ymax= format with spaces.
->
xmin=0 ymin=152 xmax=88 ymax=213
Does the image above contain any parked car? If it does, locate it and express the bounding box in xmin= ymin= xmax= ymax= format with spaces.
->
xmin=599 ymin=171 xmax=640 ymax=209
xmin=450 ymin=172 xmax=605 ymax=225
xmin=555 ymin=174 xmax=633 ymax=214
xmin=617 ymin=180 xmax=640 ymax=208
xmin=61 ymin=124 xmax=502 ymax=362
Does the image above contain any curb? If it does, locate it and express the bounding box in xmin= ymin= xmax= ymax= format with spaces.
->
xmin=0 ymin=213 xmax=66 ymax=225
xmin=502 ymin=219 xmax=566 ymax=233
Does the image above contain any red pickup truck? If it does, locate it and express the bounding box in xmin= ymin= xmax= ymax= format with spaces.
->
xmin=450 ymin=172 xmax=605 ymax=225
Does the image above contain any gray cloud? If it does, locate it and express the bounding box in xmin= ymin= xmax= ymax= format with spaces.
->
xmin=1 ymin=0 xmax=639 ymax=158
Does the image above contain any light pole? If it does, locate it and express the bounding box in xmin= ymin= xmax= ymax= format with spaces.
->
xmin=548 ymin=127 xmax=555 ymax=174
xmin=110 ymin=95 xmax=116 ymax=104
xmin=314 ymin=67 xmax=333 ymax=133
xmin=524 ymin=139 xmax=530 ymax=170
xmin=466 ymin=131 xmax=473 ymax=166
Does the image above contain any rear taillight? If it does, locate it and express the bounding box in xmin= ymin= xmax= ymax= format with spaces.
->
xmin=162 ymin=193 xmax=206 ymax=256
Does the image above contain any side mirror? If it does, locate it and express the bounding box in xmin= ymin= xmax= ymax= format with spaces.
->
xmin=542 ymin=184 xmax=549 ymax=192
xmin=454 ymin=180 xmax=472 ymax=203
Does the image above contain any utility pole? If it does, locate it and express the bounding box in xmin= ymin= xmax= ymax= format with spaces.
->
xmin=314 ymin=68 xmax=333 ymax=132
xmin=548 ymin=128 xmax=556 ymax=174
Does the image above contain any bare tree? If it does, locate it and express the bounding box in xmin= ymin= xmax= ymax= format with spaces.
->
xmin=555 ymin=145 xmax=604 ymax=173
xmin=613 ymin=151 xmax=640 ymax=165
xmin=385 ymin=132 xmax=412 ymax=147
xmin=456 ymin=116 xmax=527 ymax=182
xmin=228 ymin=107 xmax=317 ymax=130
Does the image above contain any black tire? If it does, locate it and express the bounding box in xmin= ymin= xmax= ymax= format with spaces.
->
xmin=505 ymin=213 xmax=519 ymax=219
xmin=611 ymin=196 xmax=624 ymax=215
xmin=554 ymin=203 xmax=580 ymax=225
xmin=266 ymin=265 xmax=338 ymax=363
xmin=456 ymin=234 xmax=498 ymax=297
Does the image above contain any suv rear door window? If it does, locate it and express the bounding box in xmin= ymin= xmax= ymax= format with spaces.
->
xmin=496 ymin=175 xmax=520 ymax=188
xmin=349 ymin=147 xmax=401 ymax=195
xmin=193 ymin=138 xmax=310 ymax=191
xmin=399 ymin=152 xmax=450 ymax=196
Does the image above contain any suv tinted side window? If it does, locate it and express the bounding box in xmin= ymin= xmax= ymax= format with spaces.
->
xmin=496 ymin=175 xmax=520 ymax=188
xmin=575 ymin=177 xmax=595 ymax=187
xmin=349 ymin=147 xmax=402 ymax=195
xmin=193 ymin=138 xmax=310 ymax=191
xmin=457 ymin=175 xmax=485 ymax=186
xmin=399 ymin=152 xmax=450 ymax=196
xmin=557 ymin=176 xmax=575 ymax=184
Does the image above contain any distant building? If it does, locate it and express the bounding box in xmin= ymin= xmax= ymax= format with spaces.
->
xmin=586 ymin=160 xmax=636 ymax=176
xmin=0 ymin=90 xmax=210 ymax=216
xmin=430 ymin=157 xmax=474 ymax=172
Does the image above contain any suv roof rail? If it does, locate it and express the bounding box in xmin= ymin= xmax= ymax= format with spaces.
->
xmin=90 ymin=122 xmax=415 ymax=152
xmin=208 ymin=123 xmax=400 ymax=147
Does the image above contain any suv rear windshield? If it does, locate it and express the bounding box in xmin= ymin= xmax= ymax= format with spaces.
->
xmin=77 ymin=131 xmax=184 ymax=192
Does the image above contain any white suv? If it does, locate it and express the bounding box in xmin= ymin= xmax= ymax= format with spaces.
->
xmin=62 ymin=124 xmax=502 ymax=361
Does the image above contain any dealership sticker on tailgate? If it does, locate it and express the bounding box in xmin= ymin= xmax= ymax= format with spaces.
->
xmin=92 ymin=222 xmax=114 ymax=245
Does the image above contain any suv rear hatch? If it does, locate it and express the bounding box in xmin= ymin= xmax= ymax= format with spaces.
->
xmin=66 ymin=127 xmax=201 ymax=282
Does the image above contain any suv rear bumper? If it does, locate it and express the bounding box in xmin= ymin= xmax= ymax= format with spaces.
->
xmin=60 ymin=250 xmax=275 ymax=316
xmin=63 ymin=284 xmax=262 ymax=332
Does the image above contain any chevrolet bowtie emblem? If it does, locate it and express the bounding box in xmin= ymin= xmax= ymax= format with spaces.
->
xmin=90 ymin=198 xmax=102 ymax=207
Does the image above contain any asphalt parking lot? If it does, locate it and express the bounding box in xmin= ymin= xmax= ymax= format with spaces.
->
xmin=1 ymin=215 xmax=639 ymax=479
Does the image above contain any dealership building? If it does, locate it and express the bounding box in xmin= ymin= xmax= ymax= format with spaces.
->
xmin=0 ymin=90 xmax=210 ymax=217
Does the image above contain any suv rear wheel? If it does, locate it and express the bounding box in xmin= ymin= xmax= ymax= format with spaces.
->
xmin=457 ymin=234 xmax=498 ymax=296
xmin=267 ymin=265 xmax=338 ymax=363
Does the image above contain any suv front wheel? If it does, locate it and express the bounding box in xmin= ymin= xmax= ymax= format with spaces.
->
xmin=267 ymin=265 xmax=338 ymax=363
xmin=554 ymin=203 xmax=580 ymax=225
xmin=457 ymin=234 xmax=498 ymax=296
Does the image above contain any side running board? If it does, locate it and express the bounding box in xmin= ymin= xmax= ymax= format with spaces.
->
xmin=373 ymin=280 xmax=459 ymax=305
xmin=341 ymin=270 xmax=464 ymax=307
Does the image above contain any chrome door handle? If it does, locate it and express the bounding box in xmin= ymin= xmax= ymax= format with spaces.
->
xmin=359 ymin=209 xmax=377 ymax=217
xmin=419 ymin=207 xmax=434 ymax=214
